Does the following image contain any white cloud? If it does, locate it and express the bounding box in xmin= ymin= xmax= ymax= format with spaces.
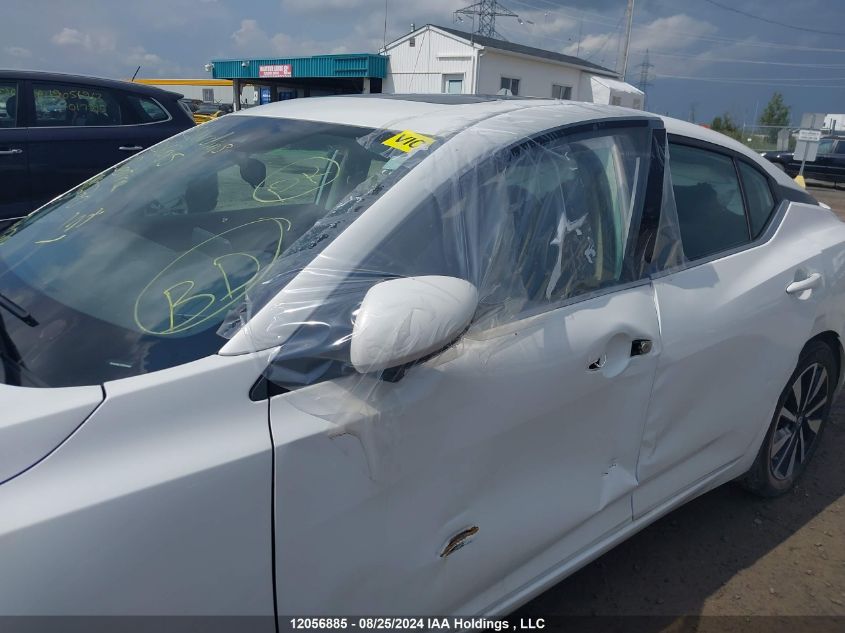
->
xmin=4 ymin=46 xmax=31 ymax=58
xmin=231 ymin=19 xmax=339 ymax=57
xmin=51 ymin=27 xmax=116 ymax=53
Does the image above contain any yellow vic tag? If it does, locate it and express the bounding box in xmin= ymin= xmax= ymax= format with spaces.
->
xmin=382 ymin=130 xmax=436 ymax=153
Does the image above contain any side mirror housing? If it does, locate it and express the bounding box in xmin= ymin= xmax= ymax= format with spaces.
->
xmin=350 ymin=276 xmax=478 ymax=374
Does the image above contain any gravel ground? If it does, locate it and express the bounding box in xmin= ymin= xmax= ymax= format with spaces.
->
xmin=517 ymin=181 xmax=845 ymax=630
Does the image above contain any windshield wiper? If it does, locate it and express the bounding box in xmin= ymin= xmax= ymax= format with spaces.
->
xmin=0 ymin=291 xmax=38 ymax=327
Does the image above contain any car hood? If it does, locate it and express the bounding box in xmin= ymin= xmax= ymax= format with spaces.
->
xmin=0 ymin=384 xmax=103 ymax=484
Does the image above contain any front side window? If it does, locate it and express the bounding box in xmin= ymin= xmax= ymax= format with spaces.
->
xmin=738 ymin=161 xmax=775 ymax=238
xmin=33 ymin=82 xmax=122 ymax=127
xmin=669 ymin=143 xmax=750 ymax=261
xmin=835 ymin=141 xmax=845 ymax=155
xmin=0 ymin=82 xmax=18 ymax=128
xmin=0 ymin=116 xmax=436 ymax=387
xmin=500 ymin=77 xmax=520 ymax=96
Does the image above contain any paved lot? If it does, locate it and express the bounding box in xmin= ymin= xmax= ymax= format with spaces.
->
xmin=518 ymin=181 xmax=845 ymax=628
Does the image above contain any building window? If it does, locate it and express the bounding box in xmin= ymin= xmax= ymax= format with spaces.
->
xmin=632 ymin=98 xmax=642 ymax=109
xmin=409 ymin=36 xmax=416 ymax=47
xmin=202 ymin=88 xmax=214 ymax=102
xmin=500 ymin=77 xmax=520 ymax=96
xmin=443 ymin=74 xmax=464 ymax=94
xmin=610 ymin=95 xmax=622 ymax=106
xmin=552 ymin=84 xmax=572 ymax=100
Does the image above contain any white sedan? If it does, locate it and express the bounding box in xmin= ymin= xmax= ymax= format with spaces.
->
xmin=1 ymin=95 xmax=843 ymax=619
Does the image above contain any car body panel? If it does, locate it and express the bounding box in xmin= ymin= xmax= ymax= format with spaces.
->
xmin=0 ymin=353 xmax=274 ymax=617
xmin=272 ymin=284 xmax=661 ymax=614
xmin=0 ymin=382 xmax=102 ymax=484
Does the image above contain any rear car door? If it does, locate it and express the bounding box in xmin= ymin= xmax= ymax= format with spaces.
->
xmin=0 ymin=79 xmax=30 ymax=225
xmin=634 ymin=138 xmax=825 ymax=517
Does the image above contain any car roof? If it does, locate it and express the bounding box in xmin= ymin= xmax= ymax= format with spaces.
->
xmin=233 ymin=94 xmax=656 ymax=137
xmin=0 ymin=69 xmax=182 ymax=99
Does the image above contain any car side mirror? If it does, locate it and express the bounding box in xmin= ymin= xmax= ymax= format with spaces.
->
xmin=350 ymin=276 xmax=478 ymax=374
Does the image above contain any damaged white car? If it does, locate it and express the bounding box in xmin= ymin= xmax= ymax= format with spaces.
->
xmin=1 ymin=95 xmax=844 ymax=618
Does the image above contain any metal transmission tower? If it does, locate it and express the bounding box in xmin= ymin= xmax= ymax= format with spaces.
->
xmin=637 ymin=49 xmax=655 ymax=109
xmin=455 ymin=0 xmax=519 ymax=38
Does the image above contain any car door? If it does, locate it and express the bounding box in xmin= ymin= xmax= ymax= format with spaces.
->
xmin=0 ymin=79 xmax=30 ymax=225
xmin=266 ymin=121 xmax=667 ymax=614
xmin=801 ymin=138 xmax=835 ymax=182
xmin=634 ymin=138 xmax=825 ymax=517
xmin=28 ymin=80 xmax=140 ymax=209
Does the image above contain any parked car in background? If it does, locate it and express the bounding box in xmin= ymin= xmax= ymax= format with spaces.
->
xmin=0 ymin=96 xmax=841 ymax=617
xmin=762 ymin=135 xmax=845 ymax=186
xmin=192 ymin=102 xmax=230 ymax=124
xmin=0 ymin=70 xmax=195 ymax=226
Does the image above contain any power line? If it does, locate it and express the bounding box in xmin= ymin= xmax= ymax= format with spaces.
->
xmin=701 ymin=0 xmax=845 ymax=37
xmin=633 ymin=50 xmax=845 ymax=68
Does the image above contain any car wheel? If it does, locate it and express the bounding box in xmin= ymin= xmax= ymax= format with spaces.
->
xmin=742 ymin=341 xmax=836 ymax=497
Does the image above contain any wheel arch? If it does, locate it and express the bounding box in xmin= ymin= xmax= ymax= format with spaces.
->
xmin=805 ymin=330 xmax=843 ymax=390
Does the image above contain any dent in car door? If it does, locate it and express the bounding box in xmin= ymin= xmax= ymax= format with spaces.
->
xmin=270 ymin=286 xmax=661 ymax=614
xmin=634 ymin=145 xmax=824 ymax=516
xmin=0 ymin=80 xmax=30 ymax=223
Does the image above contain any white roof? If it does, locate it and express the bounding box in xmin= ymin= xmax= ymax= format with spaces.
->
xmin=590 ymin=76 xmax=644 ymax=96
xmin=234 ymin=96 xmax=656 ymax=139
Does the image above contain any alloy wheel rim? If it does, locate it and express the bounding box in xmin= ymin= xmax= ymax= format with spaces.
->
xmin=770 ymin=362 xmax=829 ymax=481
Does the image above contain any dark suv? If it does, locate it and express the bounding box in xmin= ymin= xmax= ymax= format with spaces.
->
xmin=762 ymin=135 xmax=845 ymax=186
xmin=0 ymin=70 xmax=194 ymax=224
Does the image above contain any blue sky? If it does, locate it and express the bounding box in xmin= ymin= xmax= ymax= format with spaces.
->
xmin=3 ymin=0 xmax=844 ymax=124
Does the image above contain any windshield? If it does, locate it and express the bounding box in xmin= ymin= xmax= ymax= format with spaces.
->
xmin=0 ymin=115 xmax=433 ymax=387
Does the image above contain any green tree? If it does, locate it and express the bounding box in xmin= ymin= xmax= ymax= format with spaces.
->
xmin=711 ymin=112 xmax=742 ymax=141
xmin=758 ymin=92 xmax=791 ymax=127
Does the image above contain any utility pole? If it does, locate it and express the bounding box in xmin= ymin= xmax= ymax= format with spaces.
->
xmin=636 ymin=49 xmax=654 ymax=109
xmin=455 ymin=0 xmax=520 ymax=38
xmin=620 ymin=0 xmax=635 ymax=81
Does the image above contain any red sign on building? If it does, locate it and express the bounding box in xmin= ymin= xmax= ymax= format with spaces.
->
xmin=258 ymin=64 xmax=293 ymax=78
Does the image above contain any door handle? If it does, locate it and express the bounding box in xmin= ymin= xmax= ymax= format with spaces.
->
xmin=118 ymin=145 xmax=143 ymax=152
xmin=0 ymin=148 xmax=23 ymax=155
xmin=786 ymin=272 xmax=822 ymax=295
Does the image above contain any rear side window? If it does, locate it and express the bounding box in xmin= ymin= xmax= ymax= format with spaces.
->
xmin=125 ymin=95 xmax=170 ymax=123
xmin=738 ymin=161 xmax=775 ymax=238
xmin=0 ymin=82 xmax=17 ymax=128
xmin=836 ymin=142 xmax=845 ymax=155
xmin=33 ymin=82 xmax=122 ymax=127
xmin=669 ymin=143 xmax=750 ymax=261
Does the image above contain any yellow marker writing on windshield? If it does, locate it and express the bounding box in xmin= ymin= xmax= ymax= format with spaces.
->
xmin=382 ymin=130 xmax=435 ymax=153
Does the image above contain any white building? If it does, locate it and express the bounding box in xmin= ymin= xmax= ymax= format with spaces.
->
xmin=382 ymin=24 xmax=644 ymax=109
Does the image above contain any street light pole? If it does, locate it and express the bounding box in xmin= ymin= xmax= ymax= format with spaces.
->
xmin=620 ymin=0 xmax=636 ymax=81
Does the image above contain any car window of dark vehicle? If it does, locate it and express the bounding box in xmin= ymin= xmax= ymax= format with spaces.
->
xmin=818 ymin=140 xmax=835 ymax=155
xmin=33 ymin=82 xmax=122 ymax=127
xmin=738 ymin=162 xmax=775 ymax=239
xmin=0 ymin=82 xmax=18 ymax=128
xmin=835 ymin=141 xmax=845 ymax=155
xmin=668 ymin=143 xmax=751 ymax=261
xmin=125 ymin=95 xmax=169 ymax=123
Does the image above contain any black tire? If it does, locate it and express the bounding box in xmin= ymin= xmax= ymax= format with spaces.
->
xmin=742 ymin=341 xmax=836 ymax=497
